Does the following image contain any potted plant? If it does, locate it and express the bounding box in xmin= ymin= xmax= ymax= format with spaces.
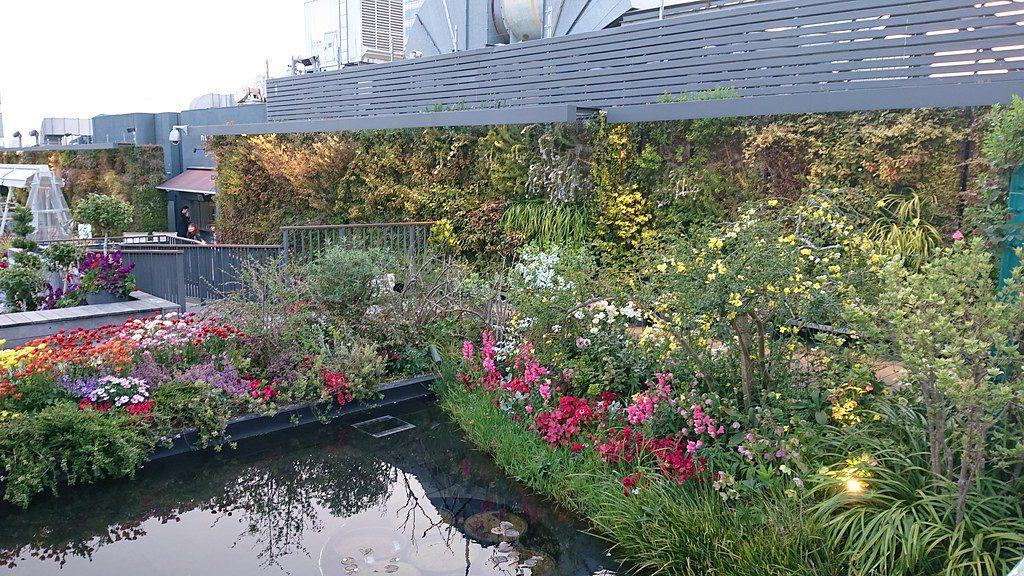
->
xmin=80 ymin=251 xmax=137 ymax=305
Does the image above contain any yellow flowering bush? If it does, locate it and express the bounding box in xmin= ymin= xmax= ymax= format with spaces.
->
xmin=645 ymin=194 xmax=875 ymax=409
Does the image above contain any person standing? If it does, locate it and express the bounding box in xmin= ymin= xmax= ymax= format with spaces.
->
xmin=177 ymin=206 xmax=191 ymax=238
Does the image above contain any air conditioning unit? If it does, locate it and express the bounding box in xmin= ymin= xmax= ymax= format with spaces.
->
xmin=305 ymin=0 xmax=405 ymax=69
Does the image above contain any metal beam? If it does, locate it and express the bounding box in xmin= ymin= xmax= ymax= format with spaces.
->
xmin=191 ymin=105 xmax=596 ymax=136
xmin=0 ymin=142 xmax=121 ymax=153
xmin=605 ymin=82 xmax=1024 ymax=123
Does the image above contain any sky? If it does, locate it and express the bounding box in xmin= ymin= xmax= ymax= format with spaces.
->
xmin=0 ymin=0 xmax=305 ymax=146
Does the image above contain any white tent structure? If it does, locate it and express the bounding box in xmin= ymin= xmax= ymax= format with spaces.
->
xmin=0 ymin=164 xmax=73 ymax=240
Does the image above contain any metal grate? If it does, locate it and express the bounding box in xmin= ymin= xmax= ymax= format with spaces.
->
xmin=352 ymin=415 xmax=416 ymax=438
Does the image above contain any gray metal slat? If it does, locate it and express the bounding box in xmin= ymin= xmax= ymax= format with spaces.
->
xmin=267 ymin=0 xmax=922 ymax=90
xmin=267 ymin=12 xmax=1017 ymax=114
xmin=269 ymin=69 xmax=1024 ymax=123
xmin=606 ymin=78 xmax=1024 ymax=121
xmin=268 ymin=28 xmax=1023 ymax=118
xmin=267 ymin=0 xmax=984 ymax=98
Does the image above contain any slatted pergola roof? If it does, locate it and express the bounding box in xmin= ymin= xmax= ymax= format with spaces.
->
xmin=193 ymin=0 xmax=1024 ymax=136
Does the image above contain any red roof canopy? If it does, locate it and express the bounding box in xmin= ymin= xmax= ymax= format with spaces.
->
xmin=156 ymin=168 xmax=217 ymax=194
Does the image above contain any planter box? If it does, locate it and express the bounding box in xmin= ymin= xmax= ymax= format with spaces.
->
xmin=84 ymin=291 xmax=132 ymax=306
xmin=0 ymin=291 xmax=180 ymax=349
xmin=149 ymin=374 xmax=436 ymax=460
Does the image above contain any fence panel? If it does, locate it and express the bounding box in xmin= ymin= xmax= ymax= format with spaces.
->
xmin=266 ymin=0 xmax=1024 ymax=122
xmin=119 ymin=250 xmax=187 ymax=311
xmin=57 ymin=223 xmax=430 ymax=303
xmin=281 ymin=222 xmax=434 ymax=263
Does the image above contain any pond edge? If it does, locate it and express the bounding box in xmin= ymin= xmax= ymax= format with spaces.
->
xmin=149 ymin=374 xmax=436 ymax=461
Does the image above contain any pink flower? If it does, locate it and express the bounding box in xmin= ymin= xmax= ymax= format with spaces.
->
xmin=462 ymin=340 xmax=475 ymax=361
xmin=539 ymin=384 xmax=552 ymax=402
xmin=952 ymin=230 xmax=964 ymax=241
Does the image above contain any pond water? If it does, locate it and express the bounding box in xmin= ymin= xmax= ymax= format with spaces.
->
xmin=0 ymin=404 xmax=619 ymax=576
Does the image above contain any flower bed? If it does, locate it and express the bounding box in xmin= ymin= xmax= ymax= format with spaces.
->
xmin=438 ymin=193 xmax=1024 ymax=576
xmin=0 ymin=290 xmax=179 ymax=349
xmin=0 ymin=312 xmax=433 ymax=507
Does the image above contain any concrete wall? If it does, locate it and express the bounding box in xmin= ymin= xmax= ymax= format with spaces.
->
xmin=91 ymin=103 xmax=267 ymax=177
xmin=179 ymin=103 xmax=266 ymax=169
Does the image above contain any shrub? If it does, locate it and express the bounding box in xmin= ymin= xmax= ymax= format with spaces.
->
xmin=0 ymin=402 xmax=155 ymax=507
xmin=8 ymin=206 xmax=38 ymax=254
xmin=42 ymin=242 xmax=82 ymax=271
xmin=0 ymin=264 xmax=45 ymax=311
xmin=301 ymin=246 xmax=389 ymax=321
xmin=982 ymin=94 xmax=1024 ymax=168
xmin=847 ymin=237 xmax=1024 ymax=524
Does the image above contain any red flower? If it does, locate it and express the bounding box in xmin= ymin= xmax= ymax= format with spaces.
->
xmin=570 ymin=442 xmax=584 ymax=453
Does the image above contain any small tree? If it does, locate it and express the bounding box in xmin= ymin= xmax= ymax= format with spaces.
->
xmin=848 ymin=237 xmax=1024 ymax=524
xmin=9 ymin=205 xmax=39 ymax=255
xmin=650 ymin=195 xmax=873 ymax=410
xmin=0 ymin=207 xmax=45 ymax=310
xmin=74 ymin=194 xmax=133 ymax=252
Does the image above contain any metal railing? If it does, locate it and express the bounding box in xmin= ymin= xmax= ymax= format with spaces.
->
xmin=129 ymin=243 xmax=282 ymax=301
xmin=72 ymin=222 xmax=434 ymax=304
xmin=119 ymin=250 xmax=187 ymax=311
xmin=43 ymin=233 xmax=202 ymax=250
xmin=281 ymin=221 xmax=435 ymax=263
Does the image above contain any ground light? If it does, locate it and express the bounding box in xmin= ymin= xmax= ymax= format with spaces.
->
xmin=844 ymin=477 xmax=866 ymax=495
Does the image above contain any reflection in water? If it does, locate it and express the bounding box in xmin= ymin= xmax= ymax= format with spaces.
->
xmin=0 ymin=405 xmax=617 ymax=575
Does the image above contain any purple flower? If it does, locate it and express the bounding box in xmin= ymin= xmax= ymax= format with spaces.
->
xmin=59 ymin=375 xmax=101 ymax=398
xmin=173 ymin=354 xmax=244 ymax=395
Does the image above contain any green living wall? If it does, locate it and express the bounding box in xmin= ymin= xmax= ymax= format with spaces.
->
xmin=0 ymin=146 xmax=168 ymax=233
xmin=209 ymin=109 xmax=986 ymax=261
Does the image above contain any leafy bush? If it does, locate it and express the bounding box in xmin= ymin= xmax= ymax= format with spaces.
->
xmin=848 ymin=237 xmax=1024 ymax=524
xmin=149 ymin=380 xmax=234 ymax=449
xmin=8 ymin=206 xmax=38 ymax=254
xmin=983 ymin=95 xmax=1024 ymax=168
xmin=0 ymin=403 xmax=155 ymax=507
xmin=42 ymin=242 xmax=82 ymax=271
xmin=0 ymin=264 xmax=45 ymax=311
xmin=301 ymin=245 xmax=388 ymax=322
xmin=74 ymin=193 xmax=133 ymax=239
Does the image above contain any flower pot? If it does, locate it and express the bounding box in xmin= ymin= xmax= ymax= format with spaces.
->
xmin=85 ymin=291 xmax=130 ymax=305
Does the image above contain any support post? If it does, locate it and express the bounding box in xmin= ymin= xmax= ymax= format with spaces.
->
xmin=999 ymin=165 xmax=1024 ymax=286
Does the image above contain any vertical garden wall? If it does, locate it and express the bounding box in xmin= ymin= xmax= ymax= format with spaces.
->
xmin=208 ymin=108 xmax=986 ymax=263
xmin=0 ymin=146 xmax=168 ymax=233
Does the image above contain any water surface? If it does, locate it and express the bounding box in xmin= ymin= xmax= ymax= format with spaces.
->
xmin=0 ymin=404 xmax=618 ymax=575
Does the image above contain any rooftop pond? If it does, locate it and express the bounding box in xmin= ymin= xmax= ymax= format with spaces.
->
xmin=0 ymin=403 xmax=619 ymax=576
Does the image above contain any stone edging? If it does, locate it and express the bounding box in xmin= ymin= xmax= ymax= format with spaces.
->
xmin=0 ymin=291 xmax=180 ymax=348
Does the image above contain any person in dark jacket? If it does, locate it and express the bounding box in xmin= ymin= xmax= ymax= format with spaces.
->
xmin=176 ymin=206 xmax=191 ymax=238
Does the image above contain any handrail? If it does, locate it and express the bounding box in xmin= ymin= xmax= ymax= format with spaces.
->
xmin=138 ymin=243 xmax=284 ymax=249
xmin=280 ymin=221 xmax=436 ymax=230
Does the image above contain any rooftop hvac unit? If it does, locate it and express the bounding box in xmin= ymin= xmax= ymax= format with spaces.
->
xmin=305 ymin=0 xmax=405 ymax=69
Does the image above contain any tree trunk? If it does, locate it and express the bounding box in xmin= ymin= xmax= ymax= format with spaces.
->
xmin=731 ymin=315 xmax=756 ymax=410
